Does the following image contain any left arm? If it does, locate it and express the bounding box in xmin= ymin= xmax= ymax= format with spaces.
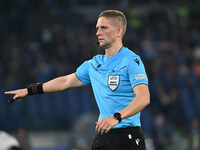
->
xmin=119 ymin=84 xmax=150 ymax=119
xmin=95 ymin=84 xmax=150 ymax=134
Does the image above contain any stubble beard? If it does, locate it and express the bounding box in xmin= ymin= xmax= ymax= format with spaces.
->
xmin=100 ymin=42 xmax=111 ymax=50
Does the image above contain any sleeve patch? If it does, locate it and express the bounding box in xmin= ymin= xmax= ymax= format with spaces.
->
xmin=135 ymin=74 xmax=147 ymax=80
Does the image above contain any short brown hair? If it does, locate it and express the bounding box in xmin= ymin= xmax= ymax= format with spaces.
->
xmin=99 ymin=10 xmax=127 ymax=37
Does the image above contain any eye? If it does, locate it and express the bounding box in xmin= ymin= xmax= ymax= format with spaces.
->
xmin=102 ymin=26 xmax=107 ymax=29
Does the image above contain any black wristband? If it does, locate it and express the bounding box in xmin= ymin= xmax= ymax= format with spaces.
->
xmin=114 ymin=113 xmax=122 ymax=123
xmin=27 ymin=83 xmax=44 ymax=95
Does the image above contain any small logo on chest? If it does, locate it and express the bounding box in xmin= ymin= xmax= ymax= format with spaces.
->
xmin=108 ymin=75 xmax=120 ymax=91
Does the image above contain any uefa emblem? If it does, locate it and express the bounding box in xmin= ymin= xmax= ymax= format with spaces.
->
xmin=108 ymin=75 xmax=120 ymax=91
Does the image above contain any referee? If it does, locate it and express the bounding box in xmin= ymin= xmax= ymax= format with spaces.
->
xmin=5 ymin=10 xmax=150 ymax=150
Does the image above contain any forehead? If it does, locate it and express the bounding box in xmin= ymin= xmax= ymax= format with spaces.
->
xmin=96 ymin=17 xmax=113 ymax=27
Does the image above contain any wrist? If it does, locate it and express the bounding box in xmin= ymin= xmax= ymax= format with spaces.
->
xmin=113 ymin=112 xmax=122 ymax=123
xmin=24 ymin=88 xmax=28 ymax=95
xmin=27 ymin=83 xmax=44 ymax=95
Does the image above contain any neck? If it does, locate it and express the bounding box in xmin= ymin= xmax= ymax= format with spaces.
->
xmin=105 ymin=42 xmax=123 ymax=58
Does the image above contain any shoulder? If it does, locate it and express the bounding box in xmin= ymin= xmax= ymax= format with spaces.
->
xmin=90 ymin=54 xmax=104 ymax=62
xmin=88 ymin=54 xmax=104 ymax=66
xmin=121 ymin=47 xmax=141 ymax=62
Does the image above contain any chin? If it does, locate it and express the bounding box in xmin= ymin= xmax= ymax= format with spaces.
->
xmin=100 ymin=43 xmax=111 ymax=49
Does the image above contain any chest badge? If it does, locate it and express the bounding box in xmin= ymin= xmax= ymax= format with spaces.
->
xmin=108 ymin=75 xmax=120 ymax=91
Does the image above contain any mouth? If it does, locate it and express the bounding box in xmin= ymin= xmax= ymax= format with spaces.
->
xmin=98 ymin=39 xmax=104 ymax=42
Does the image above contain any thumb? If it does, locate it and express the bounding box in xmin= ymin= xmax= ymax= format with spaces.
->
xmin=13 ymin=93 xmax=20 ymax=100
xmin=13 ymin=95 xmax=18 ymax=100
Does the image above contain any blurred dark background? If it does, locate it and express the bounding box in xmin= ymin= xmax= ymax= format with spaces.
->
xmin=0 ymin=0 xmax=200 ymax=149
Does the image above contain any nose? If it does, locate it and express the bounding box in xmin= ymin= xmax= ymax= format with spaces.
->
xmin=96 ymin=29 xmax=101 ymax=36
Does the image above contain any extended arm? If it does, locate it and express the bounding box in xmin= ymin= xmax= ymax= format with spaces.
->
xmin=43 ymin=73 xmax=84 ymax=93
xmin=5 ymin=73 xmax=84 ymax=101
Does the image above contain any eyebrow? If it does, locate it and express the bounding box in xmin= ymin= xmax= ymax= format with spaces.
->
xmin=96 ymin=25 xmax=109 ymax=29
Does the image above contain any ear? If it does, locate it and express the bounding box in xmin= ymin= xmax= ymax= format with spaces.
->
xmin=116 ymin=27 xmax=123 ymax=38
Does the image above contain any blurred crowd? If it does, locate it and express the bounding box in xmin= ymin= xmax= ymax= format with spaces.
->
xmin=0 ymin=0 xmax=200 ymax=149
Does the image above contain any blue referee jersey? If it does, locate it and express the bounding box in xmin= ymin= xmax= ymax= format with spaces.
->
xmin=76 ymin=47 xmax=148 ymax=128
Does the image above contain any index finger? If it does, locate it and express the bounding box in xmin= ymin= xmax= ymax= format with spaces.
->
xmin=4 ymin=91 xmax=16 ymax=95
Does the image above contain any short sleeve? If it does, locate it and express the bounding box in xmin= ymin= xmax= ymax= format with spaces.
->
xmin=75 ymin=61 xmax=91 ymax=85
xmin=127 ymin=56 xmax=148 ymax=88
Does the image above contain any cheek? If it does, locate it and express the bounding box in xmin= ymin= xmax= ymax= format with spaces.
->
xmin=105 ymin=31 xmax=116 ymax=39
